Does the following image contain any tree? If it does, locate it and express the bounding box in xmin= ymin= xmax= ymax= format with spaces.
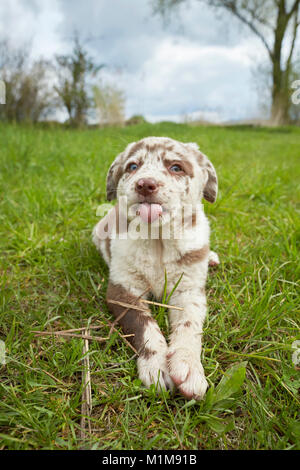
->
xmin=0 ymin=40 xmax=54 ymax=123
xmin=93 ymin=82 xmax=126 ymax=126
xmin=152 ymin=0 xmax=300 ymax=125
xmin=55 ymin=34 xmax=104 ymax=127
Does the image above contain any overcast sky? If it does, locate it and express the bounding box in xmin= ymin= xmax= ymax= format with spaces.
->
xmin=0 ymin=0 xmax=271 ymax=123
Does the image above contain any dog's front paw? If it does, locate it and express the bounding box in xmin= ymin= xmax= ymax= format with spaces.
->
xmin=137 ymin=353 xmax=174 ymax=392
xmin=209 ymin=250 xmax=220 ymax=267
xmin=167 ymin=349 xmax=208 ymax=400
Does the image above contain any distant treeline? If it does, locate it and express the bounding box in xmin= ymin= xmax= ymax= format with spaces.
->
xmin=0 ymin=35 xmax=144 ymax=128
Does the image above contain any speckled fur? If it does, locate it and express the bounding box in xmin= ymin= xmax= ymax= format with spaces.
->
xmin=93 ymin=137 xmax=219 ymax=399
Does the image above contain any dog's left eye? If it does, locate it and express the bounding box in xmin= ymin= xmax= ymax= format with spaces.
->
xmin=170 ymin=164 xmax=183 ymax=173
xmin=127 ymin=163 xmax=138 ymax=172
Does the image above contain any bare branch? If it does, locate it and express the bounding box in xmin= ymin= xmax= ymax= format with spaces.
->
xmin=216 ymin=2 xmax=274 ymax=58
xmin=286 ymin=3 xmax=299 ymax=70
xmin=287 ymin=0 xmax=300 ymax=20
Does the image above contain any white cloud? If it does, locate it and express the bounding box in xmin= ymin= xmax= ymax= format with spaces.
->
xmin=0 ymin=0 xmax=65 ymax=58
xmin=111 ymin=36 xmax=262 ymax=121
xmin=0 ymin=0 xmax=268 ymax=122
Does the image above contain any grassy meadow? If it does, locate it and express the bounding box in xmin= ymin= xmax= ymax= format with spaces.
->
xmin=0 ymin=122 xmax=299 ymax=450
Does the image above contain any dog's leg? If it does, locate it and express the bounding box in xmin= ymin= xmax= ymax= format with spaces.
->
xmin=209 ymin=250 xmax=220 ymax=267
xmin=106 ymin=281 xmax=174 ymax=392
xmin=167 ymin=290 xmax=208 ymax=400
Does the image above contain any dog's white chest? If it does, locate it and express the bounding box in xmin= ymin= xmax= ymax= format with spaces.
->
xmin=110 ymin=238 xmax=181 ymax=299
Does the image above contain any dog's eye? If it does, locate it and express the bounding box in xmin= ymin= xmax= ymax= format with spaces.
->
xmin=127 ymin=162 xmax=138 ymax=172
xmin=170 ymin=164 xmax=184 ymax=173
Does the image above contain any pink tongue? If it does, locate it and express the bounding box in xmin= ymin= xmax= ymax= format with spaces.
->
xmin=138 ymin=203 xmax=163 ymax=223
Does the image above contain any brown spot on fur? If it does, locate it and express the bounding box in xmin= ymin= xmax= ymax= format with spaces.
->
xmin=197 ymin=153 xmax=204 ymax=164
xmin=142 ymin=348 xmax=157 ymax=359
xmin=202 ymin=163 xmax=218 ymax=203
xmin=133 ymin=271 xmax=149 ymax=287
xmin=184 ymin=321 xmax=191 ymax=327
xmin=203 ymin=186 xmax=217 ymax=203
xmin=177 ymin=245 xmax=209 ymax=265
xmin=126 ymin=141 xmax=176 ymax=165
xmin=145 ymin=143 xmax=156 ymax=153
xmin=106 ymin=151 xmax=127 ymax=201
xmin=163 ymin=158 xmax=194 ymax=178
xmin=105 ymin=238 xmax=111 ymax=261
xmin=127 ymin=141 xmax=146 ymax=159
xmin=174 ymin=154 xmax=194 ymax=178
xmin=209 ymin=174 xmax=217 ymax=184
xmin=106 ymin=282 xmax=155 ymax=354
xmin=114 ymin=164 xmax=123 ymax=185
xmin=145 ymin=143 xmax=174 ymax=154
xmin=181 ymin=160 xmax=194 ymax=178
xmin=106 ymin=169 xmax=117 ymax=201
xmin=194 ymin=152 xmax=218 ymax=204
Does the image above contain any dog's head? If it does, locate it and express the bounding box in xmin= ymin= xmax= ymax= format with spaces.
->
xmin=106 ymin=137 xmax=217 ymax=225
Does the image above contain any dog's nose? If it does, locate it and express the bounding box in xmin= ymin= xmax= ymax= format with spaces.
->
xmin=135 ymin=178 xmax=158 ymax=196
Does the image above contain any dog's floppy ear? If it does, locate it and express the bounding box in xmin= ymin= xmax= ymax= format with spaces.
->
xmin=184 ymin=142 xmax=218 ymax=203
xmin=202 ymin=156 xmax=218 ymax=203
xmin=106 ymin=152 xmax=124 ymax=201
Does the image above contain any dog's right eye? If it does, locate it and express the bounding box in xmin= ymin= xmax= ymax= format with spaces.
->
xmin=127 ymin=163 xmax=138 ymax=172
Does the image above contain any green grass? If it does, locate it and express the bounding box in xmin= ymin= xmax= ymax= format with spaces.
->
xmin=0 ymin=122 xmax=299 ymax=450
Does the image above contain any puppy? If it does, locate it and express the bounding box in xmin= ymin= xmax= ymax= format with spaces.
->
xmin=93 ymin=137 xmax=219 ymax=400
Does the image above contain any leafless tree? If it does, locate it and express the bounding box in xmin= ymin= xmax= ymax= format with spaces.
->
xmin=152 ymin=0 xmax=300 ymax=124
xmin=0 ymin=40 xmax=54 ymax=123
xmin=93 ymin=82 xmax=126 ymax=126
xmin=55 ymin=34 xmax=104 ymax=127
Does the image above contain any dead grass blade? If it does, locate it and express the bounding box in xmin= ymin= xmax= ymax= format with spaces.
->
xmin=33 ymin=330 xmax=134 ymax=342
xmin=80 ymin=328 xmax=92 ymax=439
xmin=107 ymin=286 xmax=151 ymax=337
xmin=140 ymin=299 xmax=184 ymax=310
xmin=106 ymin=299 xmax=150 ymax=313
xmin=104 ymin=319 xmax=138 ymax=356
